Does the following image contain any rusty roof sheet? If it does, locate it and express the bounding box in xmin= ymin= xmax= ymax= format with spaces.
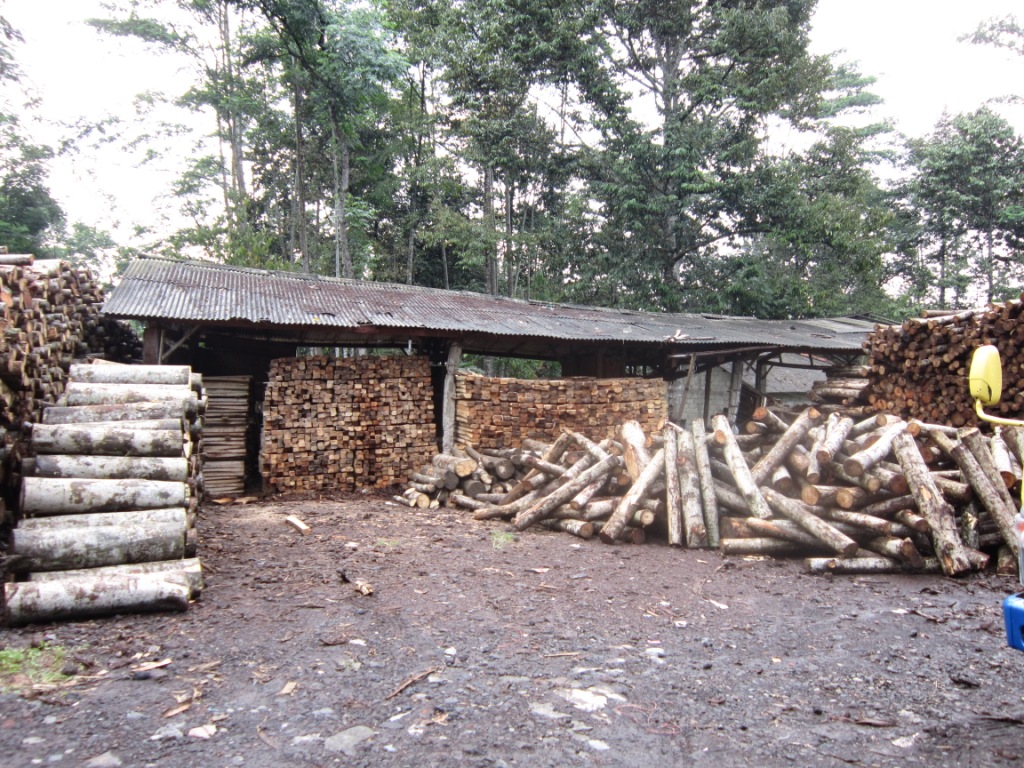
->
xmin=102 ymin=257 xmax=875 ymax=352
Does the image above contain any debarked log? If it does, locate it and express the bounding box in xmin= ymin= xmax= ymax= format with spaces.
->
xmin=711 ymin=414 xmax=772 ymax=519
xmin=539 ymin=518 xmax=595 ymax=539
xmin=20 ymin=477 xmax=188 ymax=515
xmin=804 ymin=556 xmax=941 ymax=575
xmin=27 ymin=454 xmax=190 ymax=482
xmin=892 ymin=432 xmax=973 ymax=576
xmin=761 ymin=487 xmax=860 ymax=557
xmin=5 ymin=572 xmax=190 ymax=627
xmin=30 ymin=424 xmax=186 ymax=457
xmin=17 ymin=507 xmax=188 ymax=531
xmin=10 ymin=522 xmax=187 ymax=571
xmin=42 ymin=401 xmax=190 ymax=424
xmin=29 ymin=558 xmax=203 ymax=597
xmin=68 ymin=363 xmax=192 ymax=386
xmin=62 ymin=383 xmax=200 ymax=410
xmin=512 ymin=454 xmax=623 ymax=531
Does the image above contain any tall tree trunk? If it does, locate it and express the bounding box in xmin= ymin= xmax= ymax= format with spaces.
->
xmin=293 ymin=76 xmax=309 ymax=272
xmin=339 ymin=130 xmax=352 ymax=278
xmin=441 ymin=240 xmax=450 ymax=290
xmin=406 ymin=225 xmax=416 ymax=284
xmin=483 ymin=166 xmax=497 ymax=296
xmin=505 ymin=182 xmax=514 ymax=297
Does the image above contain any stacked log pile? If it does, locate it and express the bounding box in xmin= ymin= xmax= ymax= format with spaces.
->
xmin=0 ymin=256 xmax=142 ymax=508
xmin=407 ymin=407 xmax=1021 ymax=578
xmin=4 ymin=363 xmax=205 ymax=626
xmin=454 ymin=373 xmax=666 ymax=451
xmin=261 ymin=355 xmax=436 ymax=493
xmin=202 ymin=376 xmax=252 ymax=498
xmin=866 ymin=298 xmax=1024 ymax=426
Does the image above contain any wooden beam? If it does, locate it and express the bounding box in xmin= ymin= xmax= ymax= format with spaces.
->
xmin=442 ymin=342 xmax=462 ymax=454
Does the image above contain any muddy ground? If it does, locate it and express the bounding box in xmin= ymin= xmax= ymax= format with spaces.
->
xmin=1 ymin=495 xmax=1023 ymax=767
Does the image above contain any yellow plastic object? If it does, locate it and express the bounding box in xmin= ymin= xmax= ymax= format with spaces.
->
xmin=969 ymin=345 xmax=1002 ymax=406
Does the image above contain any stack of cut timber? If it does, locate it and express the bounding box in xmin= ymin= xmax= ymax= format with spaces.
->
xmin=201 ymin=376 xmax=252 ymax=498
xmin=865 ymin=298 xmax=1024 ymax=426
xmin=454 ymin=373 xmax=666 ymax=451
xmin=261 ymin=355 xmax=436 ymax=493
xmin=408 ymin=406 xmax=1020 ymax=579
xmin=4 ymin=362 xmax=205 ymax=626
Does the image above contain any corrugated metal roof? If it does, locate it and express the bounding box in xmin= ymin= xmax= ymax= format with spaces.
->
xmin=102 ymin=256 xmax=875 ymax=352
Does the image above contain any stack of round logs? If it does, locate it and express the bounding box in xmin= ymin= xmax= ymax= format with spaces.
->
xmin=408 ymin=406 xmax=1021 ymax=579
xmin=866 ymin=297 xmax=1024 ymax=426
xmin=4 ymin=363 xmax=206 ymax=626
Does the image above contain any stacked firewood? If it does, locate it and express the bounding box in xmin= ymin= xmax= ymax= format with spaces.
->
xmin=455 ymin=373 xmax=666 ymax=450
xmin=866 ymin=298 xmax=1024 ymax=426
xmin=261 ymin=355 xmax=436 ymax=493
xmin=201 ymin=376 xmax=252 ymax=498
xmin=4 ymin=363 xmax=205 ymax=626
xmin=409 ymin=406 xmax=1021 ymax=577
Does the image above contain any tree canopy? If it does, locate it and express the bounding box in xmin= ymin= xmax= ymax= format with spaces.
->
xmin=4 ymin=1 xmax=1018 ymax=320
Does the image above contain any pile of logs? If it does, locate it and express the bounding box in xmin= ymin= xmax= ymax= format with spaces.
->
xmin=0 ymin=256 xmax=142 ymax=434
xmin=866 ymin=298 xmax=1024 ymax=426
xmin=261 ymin=355 xmax=437 ymax=493
xmin=4 ymin=362 xmax=205 ymax=626
xmin=408 ymin=406 xmax=1022 ymax=578
xmin=455 ymin=373 xmax=666 ymax=451
xmin=201 ymin=376 xmax=252 ymax=498
xmin=808 ymin=364 xmax=873 ymax=413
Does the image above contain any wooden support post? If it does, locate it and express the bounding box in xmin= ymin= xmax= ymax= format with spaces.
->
xmin=442 ymin=342 xmax=462 ymax=455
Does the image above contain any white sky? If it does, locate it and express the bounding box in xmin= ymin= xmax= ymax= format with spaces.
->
xmin=3 ymin=0 xmax=1024 ymax=244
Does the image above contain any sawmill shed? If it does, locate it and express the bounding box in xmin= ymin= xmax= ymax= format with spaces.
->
xmin=102 ymin=256 xmax=880 ymax=491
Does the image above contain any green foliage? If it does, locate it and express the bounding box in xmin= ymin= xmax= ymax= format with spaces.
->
xmin=0 ymin=115 xmax=64 ymax=253
xmin=0 ymin=643 xmax=72 ymax=692
xmin=902 ymin=108 xmax=1024 ymax=306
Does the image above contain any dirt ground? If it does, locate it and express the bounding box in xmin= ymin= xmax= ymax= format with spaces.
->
xmin=1 ymin=494 xmax=1024 ymax=768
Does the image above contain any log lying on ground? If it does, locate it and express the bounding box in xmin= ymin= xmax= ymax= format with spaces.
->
xmin=29 ymin=558 xmax=203 ymax=597
xmin=804 ymin=556 xmax=942 ymax=575
xmin=5 ymin=573 xmax=190 ymax=627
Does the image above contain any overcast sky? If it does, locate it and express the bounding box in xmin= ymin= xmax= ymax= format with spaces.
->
xmin=4 ymin=0 xmax=1024 ymax=242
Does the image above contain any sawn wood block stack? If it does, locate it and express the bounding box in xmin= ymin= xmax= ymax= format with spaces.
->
xmin=261 ymin=355 xmax=436 ymax=493
xmin=454 ymin=373 xmax=667 ymax=450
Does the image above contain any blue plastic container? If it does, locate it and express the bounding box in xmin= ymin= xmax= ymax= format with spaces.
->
xmin=1004 ymin=593 xmax=1024 ymax=652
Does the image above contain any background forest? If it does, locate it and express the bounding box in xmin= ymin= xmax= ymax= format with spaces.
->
xmin=3 ymin=0 xmax=1024 ymax=320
